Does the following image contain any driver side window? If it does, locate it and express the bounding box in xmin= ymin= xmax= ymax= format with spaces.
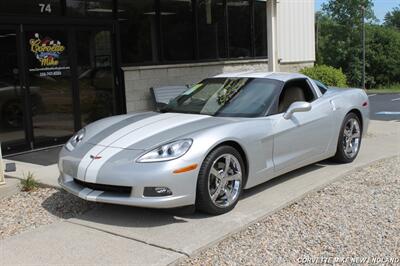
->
xmin=278 ymin=79 xmax=316 ymax=113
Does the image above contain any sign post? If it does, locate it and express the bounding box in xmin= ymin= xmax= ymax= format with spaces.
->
xmin=0 ymin=145 xmax=5 ymax=185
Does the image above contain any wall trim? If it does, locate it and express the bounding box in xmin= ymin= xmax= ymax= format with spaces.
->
xmin=279 ymin=60 xmax=315 ymax=65
xmin=122 ymin=58 xmax=269 ymax=71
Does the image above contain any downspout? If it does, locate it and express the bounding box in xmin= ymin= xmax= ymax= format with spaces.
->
xmin=267 ymin=0 xmax=278 ymax=72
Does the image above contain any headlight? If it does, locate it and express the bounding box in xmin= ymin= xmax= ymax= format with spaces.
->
xmin=65 ymin=128 xmax=86 ymax=151
xmin=137 ymin=139 xmax=193 ymax=163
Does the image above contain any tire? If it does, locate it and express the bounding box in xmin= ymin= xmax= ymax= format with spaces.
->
xmin=196 ymin=146 xmax=245 ymax=215
xmin=332 ymin=112 xmax=362 ymax=163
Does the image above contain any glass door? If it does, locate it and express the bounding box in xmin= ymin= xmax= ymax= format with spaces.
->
xmin=24 ymin=27 xmax=75 ymax=147
xmin=1 ymin=24 xmax=118 ymax=155
xmin=75 ymin=28 xmax=116 ymax=127
xmin=0 ymin=26 xmax=30 ymax=154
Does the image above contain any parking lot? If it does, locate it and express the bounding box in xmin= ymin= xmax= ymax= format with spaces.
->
xmin=368 ymin=93 xmax=400 ymax=121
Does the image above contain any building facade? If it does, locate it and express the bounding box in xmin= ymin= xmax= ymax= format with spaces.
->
xmin=0 ymin=0 xmax=314 ymax=155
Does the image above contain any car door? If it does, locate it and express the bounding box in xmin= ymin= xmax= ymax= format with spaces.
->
xmin=271 ymin=78 xmax=334 ymax=172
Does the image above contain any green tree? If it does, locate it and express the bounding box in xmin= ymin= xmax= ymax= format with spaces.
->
xmin=317 ymin=0 xmax=375 ymax=87
xmin=322 ymin=0 xmax=375 ymax=25
xmin=365 ymin=25 xmax=400 ymax=86
xmin=384 ymin=5 xmax=400 ymax=30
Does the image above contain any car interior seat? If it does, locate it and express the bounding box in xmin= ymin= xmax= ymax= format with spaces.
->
xmin=278 ymin=87 xmax=306 ymax=113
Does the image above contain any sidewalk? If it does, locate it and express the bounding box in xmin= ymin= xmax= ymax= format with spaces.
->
xmin=0 ymin=177 xmax=20 ymax=200
xmin=2 ymin=160 xmax=60 ymax=189
xmin=1 ymin=222 xmax=182 ymax=265
xmin=1 ymin=120 xmax=399 ymax=266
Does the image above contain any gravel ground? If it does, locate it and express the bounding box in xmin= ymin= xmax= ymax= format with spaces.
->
xmin=182 ymin=156 xmax=400 ymax=265
xmin=0 ymin=188 xmax=95 ymax=239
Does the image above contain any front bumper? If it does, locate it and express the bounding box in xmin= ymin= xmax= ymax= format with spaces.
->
xmin=58 ymin=146 xmax=200 ymax=209
xmin=58 ymin=174 xmax=194 ymax=208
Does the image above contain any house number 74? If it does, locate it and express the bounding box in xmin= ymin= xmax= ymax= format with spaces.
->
xmin=39 ymin=3 xmax=52 ymax=13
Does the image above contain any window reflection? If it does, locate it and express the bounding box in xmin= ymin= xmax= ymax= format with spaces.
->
xmin=0 ymin=30 xmax=27 ymax=150
xmin=76 ymin=30 xmax=115 ymax=126
xmin=197 ymin=0 xmax=226 ymax=59
xmin=119 ymin=0 xmax=157 ymax=64
xmin=228 ymin=0 xmax=251 ymax=58
xmin=66 ymin=0 xmax=113 ymax=17
xmin=255 ymin=0 xmax=267 ymax=56
xmin=160 ymin=0 xmax=194 ymax=61
xmin=117 ymin=0 xmax=267 ymax=65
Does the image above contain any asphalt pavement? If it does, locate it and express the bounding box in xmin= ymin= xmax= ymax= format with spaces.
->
xmin=368 ymin=93 xmax=400 ymax=121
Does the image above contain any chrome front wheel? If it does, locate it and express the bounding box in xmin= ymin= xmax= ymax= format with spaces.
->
xmin=208 ymin=154 xmax=242 ymax=208
xmin=196 ymin=146 xmax=244 ymax=215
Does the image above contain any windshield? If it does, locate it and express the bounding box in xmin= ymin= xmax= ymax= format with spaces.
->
xmin=161 ymin=78 xmax=282 ymax=117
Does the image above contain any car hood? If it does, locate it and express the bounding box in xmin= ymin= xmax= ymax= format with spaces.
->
xmin=84 ymin=112 xmax=233 ymax=150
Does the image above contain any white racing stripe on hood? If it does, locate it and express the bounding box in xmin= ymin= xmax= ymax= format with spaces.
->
xmin=96 ymin=113 xmax=179 ymax=147
xmin=77 ymin=113 xmax=177 ymax=181
xmin=83 ymin=113 xmax=208 ymax=183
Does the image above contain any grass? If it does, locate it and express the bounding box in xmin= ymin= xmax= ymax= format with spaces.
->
xmin=366 ymin=83 xmax=400 ymax=94
xmin=20 ymin=172 xmax=40 ymax=192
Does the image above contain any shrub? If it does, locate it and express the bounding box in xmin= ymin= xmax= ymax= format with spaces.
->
xmin=20 ymin=172 xmax=39 ymax=192
xmin=300 ymin=65 xmax=347 ymax=87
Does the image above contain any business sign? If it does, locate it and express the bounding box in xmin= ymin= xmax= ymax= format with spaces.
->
xmin=30 ymin=33 xmax=65 ymax=67
xmin=28 ymin=32 xmax=70 ymax=77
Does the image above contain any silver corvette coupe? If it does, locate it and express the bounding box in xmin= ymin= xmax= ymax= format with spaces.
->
xmin=59 ymin=72 xmax=369 ymax=214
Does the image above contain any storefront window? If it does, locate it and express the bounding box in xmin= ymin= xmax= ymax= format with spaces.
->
xmin=228 ymin=0 xmax=251 ymax=58
xmin=119 ymin=0 xmax=157 ymax=64
xmin=254 ymin=0 xmax=267 ymax=56
xmin=0 ymin=0 xmax=62 ymax=16
xmin=160 ymin=0 xmax=195 ymax=61
xmin=197 ymin=0 xmax=226 ymax=59
xmin=66 ymin=0 xmax=113 ymax=17
xmin=117 ymin=0 xmax=267 ymax=65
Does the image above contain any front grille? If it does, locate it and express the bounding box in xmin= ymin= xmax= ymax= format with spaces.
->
xmin=73 ymin=179 xmax=132 ymax=195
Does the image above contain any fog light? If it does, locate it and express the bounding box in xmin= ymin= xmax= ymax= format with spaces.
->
xmin=143 ymin=187 xmax=173 ymax=197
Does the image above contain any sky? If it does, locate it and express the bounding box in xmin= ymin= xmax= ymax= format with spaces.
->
xmin=315 ymin=0 xmax=400 ymax=23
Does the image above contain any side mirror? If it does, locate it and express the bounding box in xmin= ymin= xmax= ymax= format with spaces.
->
xmin=283 ymin=101 xmax=312 ymax=119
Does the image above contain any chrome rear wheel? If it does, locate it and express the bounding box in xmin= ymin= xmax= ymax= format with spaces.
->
xmin=342 ymin=118 xmax=361 ymax=159
xmin=332 ymin=112 xmax=362 ymax=163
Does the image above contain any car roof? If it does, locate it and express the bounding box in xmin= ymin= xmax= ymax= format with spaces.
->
xmin=213 ymin=71 xmax=308 ymax=82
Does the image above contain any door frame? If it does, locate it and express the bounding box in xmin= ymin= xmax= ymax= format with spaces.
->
xmin=0 ymin=24 xmax=31 ymax=154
